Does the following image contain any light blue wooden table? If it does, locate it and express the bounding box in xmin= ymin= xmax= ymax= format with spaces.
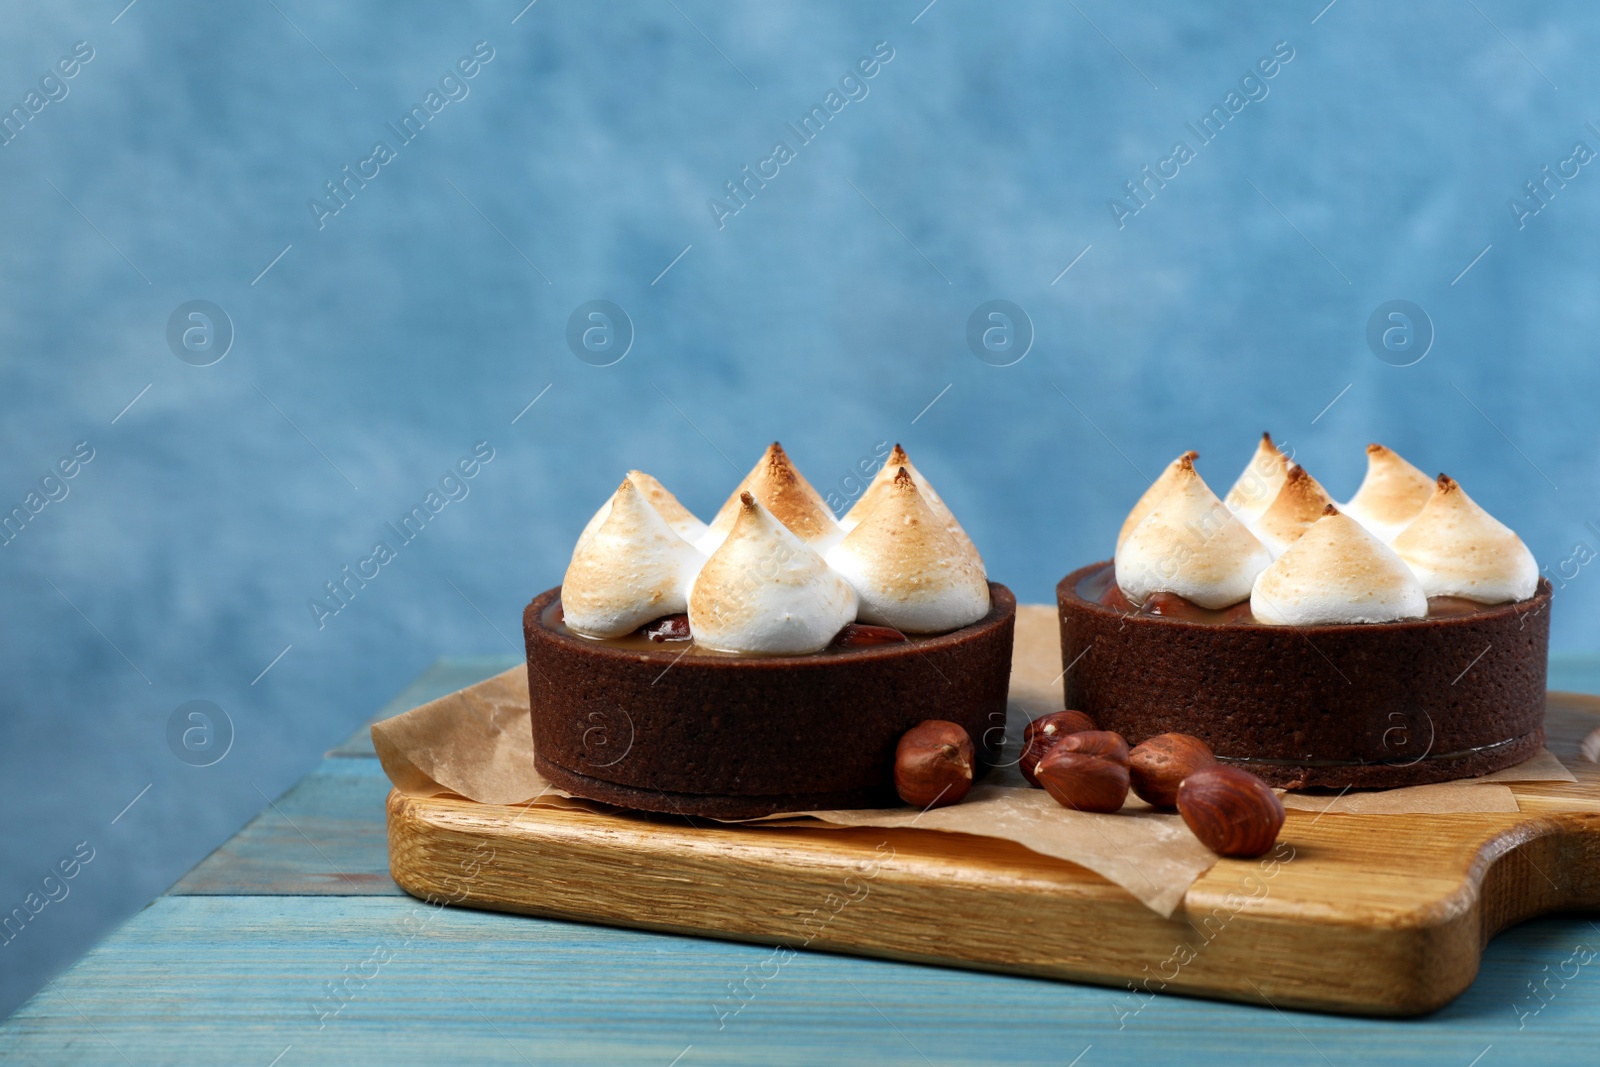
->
xmin=4 ymin=657 xmax=1599 ymax=1066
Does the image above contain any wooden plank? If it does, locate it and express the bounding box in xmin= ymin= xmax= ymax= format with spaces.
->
xmin=327 ymin=656 xmax=521 ymax=758
xmin=171 ymin=760 xmax=399 ymax=896
xmin=387 ymin=693 xmax=1600 ymax=1017
xmin=1 ymin=894 xmax=1595 ymax=1065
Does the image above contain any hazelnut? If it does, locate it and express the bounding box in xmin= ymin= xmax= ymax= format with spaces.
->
xmin=1177 ymin=765 xmax=1285 ymax=858
xmin=1129 ymin=733 xmax=1216 ymax=809
xmin=1020 ymin=710 xmax=1097 ymax=786
xmin=1055 ymin=729 xmax=1131 ymax=767
xmin=1034 ymin=747 xmax=1130 ymax=813
xmin=643 ymin=614 xmax=691 ymax=642
xmin=833 ymin=623 xmax=909 ymax=648
xmin=894 ymin=720 xmax=975 ymax=808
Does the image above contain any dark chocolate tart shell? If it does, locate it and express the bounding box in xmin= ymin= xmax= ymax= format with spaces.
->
xmin=524 ymin=583 xmax=1016 ymax=818
xmin=1056 ymin=563 xmax=1552 ymax=789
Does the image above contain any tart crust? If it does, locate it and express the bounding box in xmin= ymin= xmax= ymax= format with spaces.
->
xmin=1056 ymin=562 xmax=1552 ymax=789
xmin=524 ymin=583 xmax=1016 ymax=818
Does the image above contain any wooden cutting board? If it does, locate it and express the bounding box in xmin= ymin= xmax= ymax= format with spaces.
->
xmin=387 ymin=688 xmax=1600 ymax=1018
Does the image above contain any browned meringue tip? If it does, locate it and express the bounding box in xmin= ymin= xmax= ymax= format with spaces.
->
xmin=1176 ymin=450 xmax=1200 ymax=471
xmin=757 ymin=442 xmax=813 ymax=489
xmin=763 ymin=441 xmax=793 ymax=468
xmin=1278 ymin=464 xmax=1326 ymax=497
xmin=892 ymin=466 xmax=915 ymax=489
xmin=1259 ymin=433 xmax=1293 ymax=462
xmin=614 ymin=474 xmax=638 ymax=495
xmin=1436 ymin=473 xmax=1459 ymax=493
xmin=888 ymin=443 xmax=910 ymax=466
xmin=738 ymin=490 xmax=757 ymax=509
xmin=1366 ymin=443 xmax=1389 ymax=457
xmin=1279 ymin=465 xmax=1333 ymax=504
xmin=1322 ymin=503 xmax=1340 ymax=517
xmin=1254 ymin=465 xmax=1334 ymax=547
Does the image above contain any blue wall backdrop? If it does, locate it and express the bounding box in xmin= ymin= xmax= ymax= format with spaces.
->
xmin=2 ymin=0 xmax=1596 ymax=1017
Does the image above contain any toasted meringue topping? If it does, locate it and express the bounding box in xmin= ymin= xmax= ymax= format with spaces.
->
xmin=1117 ymin=451 xmax=1200 ymax=552
xmin=563 ymin=446 xmax=991 ymax=652
xmin=1251 ymin=465 xmax=1335 ymax=558
xmin=1115 ymin=454 xmax=1272 ymax=609
xmin=1251 ymin=506 xmax=1427 ymax=625
xmin=825 ymin=468 xmax=990 ymax=633
xmin=1390 ymin=475 xmax=1539 ymax=602
xmin=1224 ymin=433 xmax=1292 ymax=524
xmin=701 ymin=442 xmax=842 ymax=554
xmin=1341 ymin=444 xmax=1435 ymax=543
xmin=841 ymin=444 xmax=982 ymax=561
xmin=579 ymin=470 xmax=708 ymax=547
xmin=561 ymin=475 xmax=706 ymax=638
xmin=688 ymin=493 xmax=858 ymax=654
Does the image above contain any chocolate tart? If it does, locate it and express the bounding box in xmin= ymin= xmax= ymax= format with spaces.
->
xmin=1056 ymin=562 xmax=1552 ymax=789
xmin=523 ymin=583 xmax=1016 ymax=818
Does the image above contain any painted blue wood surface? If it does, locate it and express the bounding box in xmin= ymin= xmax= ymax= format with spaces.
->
xmin=1 ymin=897 xmax=1596 ymax=1065
xmin=171 ymin=759 xmax=400 ymax=896
xmin=2 ymin=655 xmax=1598 ymax=1064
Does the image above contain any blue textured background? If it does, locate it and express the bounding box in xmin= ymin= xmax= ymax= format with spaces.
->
xmin=2 ymin=0 xmax=1596 ymax=1019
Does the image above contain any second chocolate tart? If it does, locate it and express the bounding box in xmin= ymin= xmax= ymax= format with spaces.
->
xmin=1057 ymin=562 xmax=1551 ymax=789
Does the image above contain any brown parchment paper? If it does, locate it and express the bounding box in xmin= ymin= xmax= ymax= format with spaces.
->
xmin=1279 ymin=747 xmax=1575 ymax=815
xmin=371 ymin=604 xmax=1579 ymax=916
xmin=372 ymin=667 xmax=540 ymax=805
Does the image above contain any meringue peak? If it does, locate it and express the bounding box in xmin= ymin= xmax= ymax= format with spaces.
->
xmin=579 ymin=470 xmax=707 ymax=547
xmin=841 ymin=443 xmax=981 ymax=561
xmin=1115 ymin=455 xmax=1271 ymax=609
xmin=826 ymin=466 xmax=990 ymax=633
xmin=1341 ymin=444 xmax=1434 ymax=543
xmin=562 ymin=475 xmax=705 ymax=638
xmin=1390 ymin=475 xmax=1539 ymax=603
xmin=1251 ymin=464 xmax=1335 ymax=558
xmin=1224 ymin=433 xmax=1292 ymax=524
xmin=1117 ymin=451 xmax=1201 ymax=552
xmin=844 ymin=445 xmax=933 ymax=529
xmin=704 ymin=442 xmax=841 ymax=552
xmin=633 ymin=470 xmax=709 ymax=539
xmin=689 ymin=492 xmax=857 ymax=654
xmin=1251 ymin=509 xmax=1428 ymax=625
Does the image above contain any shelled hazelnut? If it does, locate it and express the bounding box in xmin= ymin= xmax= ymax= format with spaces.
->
xmin=1129 ymin=733 xmax=1216 ymax=809
xmin=833 ymin=623 xmax=909 ymax=648
xmin=894 ymin=720 xmax=975 ymax=809
xmin=1177 ymin=765 xmax=1285 ymax=858
xmin=1054 ymin=730 xmax=1130 ymax=767
xmin=1020 ymin=710 xmax=1097 ymax=787
xmin=1034 ymin=732 xmax=1131 ymax=814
